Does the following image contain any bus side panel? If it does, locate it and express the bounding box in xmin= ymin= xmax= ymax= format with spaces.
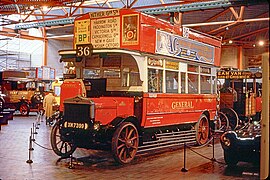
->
xmin=92 ymin=97 xmax=134 ymax=125
xmin=141 ymin=93 xmax=217 ymax=128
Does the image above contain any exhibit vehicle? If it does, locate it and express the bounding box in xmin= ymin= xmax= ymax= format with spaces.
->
xmin=51 ymin=9 xmax=222 ymax=164
xmin=0 ymin=67 xmax=56 ymax=115
xmin=220 ymin=121 xmax=261 ymax=166
xmin=217 ymin=68 xmax=262 ymax=129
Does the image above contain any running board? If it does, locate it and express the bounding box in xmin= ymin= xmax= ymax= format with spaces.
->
xmin=138 ymin=129 xmax=196 ymax=153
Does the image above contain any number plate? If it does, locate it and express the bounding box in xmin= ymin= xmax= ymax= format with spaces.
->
xmin=76 ymin=44 xmax=93 ymax=57
xmin=64 ymin=122 xmax=89 ymax=130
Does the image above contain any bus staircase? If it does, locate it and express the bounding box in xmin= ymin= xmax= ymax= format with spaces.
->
xmin=138 ymin=129 xmax=196 ymax=153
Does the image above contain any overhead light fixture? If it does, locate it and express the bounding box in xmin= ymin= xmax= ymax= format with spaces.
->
xmin=258 ymin=40 xmax=264 ymax=46
xmin=30 ymin=6 xmax=35 ymax=10
xmin=253 ymin=44 xmax=256 ymax=47
xmin=42 ymin=6 xmax=48 ymax=11
xmin=229 ymin=40 xmax=233 ymax=44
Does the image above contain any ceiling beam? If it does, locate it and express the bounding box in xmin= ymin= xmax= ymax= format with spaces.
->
xmin=141 ymin=0 xmax=268 ymax=14
xmin=70 ymin=1 xmax=84 ymax=16
xmin=230 ymin=27 xmax=269 ymax=40
xmin=238 ymin=6 xmax=245 ymax=20
xmin=207 ymin=22 xmax=237 ymax=34
xmin=215 ymin=11 xmax=269 ymax=36
xmin=0 ymin=0 xmax=72 ymax=6
xmin=183 ymin=17 xmax=269 ymax=27
xmin=0 ymin=30 xmax=44 ymax=41
xmin=129 ymin=0 xmax=139 ymax=8
xmin=207 ymin=6 xmax=246 ymax=34
xmin=204 ymin=8 xmax=230 ymax=22
xmin=14 ymin=17 xmax=75 ymax=30
xmin=229 ymin=7 xmax=239 ymax=20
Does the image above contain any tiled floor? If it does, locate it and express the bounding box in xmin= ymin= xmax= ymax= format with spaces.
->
xmin=0 ymin=113 xmax=259 ymax=180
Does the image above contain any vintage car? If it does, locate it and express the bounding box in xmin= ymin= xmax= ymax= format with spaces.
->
xmin=0 ymin=93 xmax=5 ymax=112
xmin=0 ymin=70 xmax=46 ymax=115
xmin=220 ymin=121 xmax=261 ymax=166
xmin=2 ymin=86 xmax=45 ymax=116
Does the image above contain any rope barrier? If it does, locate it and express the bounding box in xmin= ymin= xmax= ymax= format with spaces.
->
xmin=186 ymin=136 xmax=213 ymax=149
xmin=33 ymin=141 xmax=53 ymax=151
xmin=181 ymin=132 xmax=227 ymax=172
xmin=26 ymin=114 xmax=54 ymax=164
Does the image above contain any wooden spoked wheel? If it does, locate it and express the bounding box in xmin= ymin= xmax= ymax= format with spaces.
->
xmin=50 ymin=122 xmax=76 ymax=157
xmin=218 ymin=112 xmax=229 ymax=131
xmin=19 ymin=103 xmax=29 ymax=116
xmin=112 ymin=122 xmax=139 ymax=164
xmin=220 ymin=108 xmax=239 ymax=130
xmin=195 ymin=115 xmax=210 ymax=145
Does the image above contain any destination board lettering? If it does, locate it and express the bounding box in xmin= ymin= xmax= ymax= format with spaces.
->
xmin=91 ymin=17 xmax=120 ymax=48
xmin=90 ymin=9 xmax=120 ymax=18
xmin=217 ymin=71 xmax=252 ymax=79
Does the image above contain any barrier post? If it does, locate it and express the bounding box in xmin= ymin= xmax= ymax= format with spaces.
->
xmin=37 ymin=112 xmax=41 ymax=126
xmin=68 ymin=154 xmax=75 ymax=169
xmin=30 ymin=128 xmax=35 ymax=142
xmin=211 ymin=133 xmax=216 ymax=161
xmin=29 ymin=129 xmax=34 ymax=151
xmin=181 ymin=143 xmax=188 ymax=172
xmin=26 ymin=136 xmax=33 ymax=164
xmin=33 ymin=123 xmax=38 ymax=134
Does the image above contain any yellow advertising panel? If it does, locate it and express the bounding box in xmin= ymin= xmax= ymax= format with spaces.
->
xmin=165 ymin=61 xmax=179 ymax=70
xmin=74 ymin=19 xmax=90 ymax=47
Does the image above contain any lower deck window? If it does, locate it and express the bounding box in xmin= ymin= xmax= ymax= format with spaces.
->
xmin=148 ymin=69 xmax=163 ymax=92
xmin=166 ymin=71 xmax=178 ymax=93
xmin=188 ymin=73 xmax=198 ymax=94
xmin=201 ymin=75 xmax=211 ymax=94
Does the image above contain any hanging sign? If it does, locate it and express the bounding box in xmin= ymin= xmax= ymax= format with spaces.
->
xmin=217 ymin=71 xmax=252 ymax=79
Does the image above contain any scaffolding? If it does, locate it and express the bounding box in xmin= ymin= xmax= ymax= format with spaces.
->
xmin=0 ymin=36 xmax=31 ymax=71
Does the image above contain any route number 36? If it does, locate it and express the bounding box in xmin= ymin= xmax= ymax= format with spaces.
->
xmin=76 ymin=44 xmax=93 ymax=57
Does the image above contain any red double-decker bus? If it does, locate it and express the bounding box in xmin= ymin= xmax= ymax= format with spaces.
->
xmin=51 ymin=9 xmax=222 ymax=164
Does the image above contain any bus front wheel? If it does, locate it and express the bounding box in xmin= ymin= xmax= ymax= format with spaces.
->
xmin=50 ymin=122 xmax=76 ymax=157
xmin=112 ymin=122 xmax=139 ymax=164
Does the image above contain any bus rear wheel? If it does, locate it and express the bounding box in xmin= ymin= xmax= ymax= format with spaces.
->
xmin=112 ymin=122 xmax=139 ymax=164
xmin=218 ymin=112 xmax=229 ymax=131
xmin=195 ymin=114 xmax=210 ymax=145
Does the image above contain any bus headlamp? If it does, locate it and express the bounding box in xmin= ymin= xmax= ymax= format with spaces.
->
xmin=93 ymin=121 xmax=101 ymax=131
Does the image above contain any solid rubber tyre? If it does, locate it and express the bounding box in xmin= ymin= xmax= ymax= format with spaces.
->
xmin=50 ymin=122 xmax=76 ymax=157
xmin=217 ymin=111 xmax=229 ymax=131
xmin=112 ymin=122 xmax=139 ymax=164
xmin=195 ymin=114 xmax=210 ymax=145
